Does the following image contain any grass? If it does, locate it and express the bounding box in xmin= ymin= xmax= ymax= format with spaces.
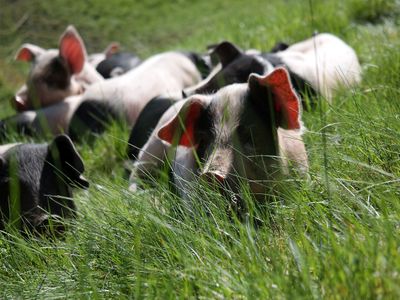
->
xmin=1 ymin=0 xmax=400 ymax=298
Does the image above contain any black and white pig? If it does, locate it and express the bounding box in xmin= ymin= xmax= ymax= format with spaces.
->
xmin=1 ymin=51 xmax=209 ymax=141
xmin=128 ymin=67 xmax=308 ymax=203
xmin=185 ymin=33 xmax=361 ymax=102
xmin=0 ymin=135 xmax=88 ymax=234
xmin=88 ymin=42 xmax=142 ymax=79
xmin=14 ymin=25 xmax=104 ymax=111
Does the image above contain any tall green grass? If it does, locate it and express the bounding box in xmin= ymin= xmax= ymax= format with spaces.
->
xmin=0 ymin=0 xmax=400 ymax=298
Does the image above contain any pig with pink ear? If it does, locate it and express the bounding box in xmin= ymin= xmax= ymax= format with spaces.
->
xmin=129 ymin=67 xmax=308 ymax=202
xmin=14 ymin=25 xmax=104 ymax=111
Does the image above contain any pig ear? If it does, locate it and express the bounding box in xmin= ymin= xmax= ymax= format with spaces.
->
xmin=49 ymin=134 xmax=89 ymax=189
xmin=104 ymin=42 xmax=120 ymax=58
xmin=210 ymin=41 xmax=242 ymax=67
xmin=157 ymin=98 xmax=207 ymax=147
xmin=249 ymin=67 xmax=301 ymax=130
xmin=15 ymin=43 xmax=45 ymax=62
xmin=59 ymin=25 xmax=87 ymax=74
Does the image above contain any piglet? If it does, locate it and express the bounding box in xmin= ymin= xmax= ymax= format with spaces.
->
xmin=14 ymin=25 xmax=103 ymax=111
xmin=0 ymin=135 xmax=88 ymax=235
xmin=129 ymin=67 xmax=308 ymax=205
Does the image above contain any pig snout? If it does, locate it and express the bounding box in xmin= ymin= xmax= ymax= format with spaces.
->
xmin=199 ymin=147 xmax=233 ymax=185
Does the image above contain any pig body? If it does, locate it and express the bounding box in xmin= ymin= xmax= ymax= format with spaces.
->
xmin=0 ymin=135 xmax=88 ymax=234
xmin=1 ymin=51 xmax=205 ymax=141
xmin=129 ymin=68 xmax=308 ymax=202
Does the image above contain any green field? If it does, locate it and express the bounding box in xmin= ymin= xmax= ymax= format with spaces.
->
xmin=1 ymin=0 xmax=400 ymax=298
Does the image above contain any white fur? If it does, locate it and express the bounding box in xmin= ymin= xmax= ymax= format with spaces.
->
xmin=275 ymin=33 xmax=362 ymax=100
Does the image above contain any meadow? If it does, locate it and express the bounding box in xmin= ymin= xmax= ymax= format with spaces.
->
xmin=0 ymin=0 xmax=400 ymax=298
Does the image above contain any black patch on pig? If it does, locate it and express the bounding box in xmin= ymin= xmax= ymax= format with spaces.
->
xmin=43 ymin=57 xmax=71 ymax=90
xmin=270 ymin=42 xmax=290 ymax=53
xmin=68 ymin=100 xmax=120 ymax=142
xmin=240 ymin=81 xmax=278 ymax=157
xmin=96 ymin=52 xmax=142 ymax=79
xmin=0 ymin=135 xmax=88 ymax=233
xmin=194 ymin=104 xmax=215 ymax=163
xmin=127 ymin=96 xmax=174 ymax=161
xmin=210 ymin=41 xmax=242 ymax=67
xmin=181 ymin=52 xmax=212 ymax=79
xmin=194 ymin=53 xmax=265 ymax=95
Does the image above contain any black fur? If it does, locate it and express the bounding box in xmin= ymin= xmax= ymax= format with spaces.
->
xmin=193 ymin=51 xmax=265 ymax=95
xmin=68 ymin=100 xmax=120 ymax=142
xmin=182 ymin=52 xmax=212 ymax=79
xmin=96 ymin=52 xmax=142 ymax=79
xmin=0 ymin=135 xmax=88 ymax=234
xmin=269 ymin=42 xmax=290 ymax=53
xmin=43 ymin=56 xmax=71 ymax=89
xmin=127 ymin=96 xmax=174 ymax=161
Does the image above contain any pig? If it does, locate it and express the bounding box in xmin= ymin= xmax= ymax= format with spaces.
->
xmin=1 ymin=51 xmax=208 ymax=141
xmin=0 ymin=135 xmax=88 ymax=234
xmin=88 ymin=42 xmax=142 ymax=79
xmin=184 ymin=33 xmax=361 ymax=102
xmin=14 ymin=25 xmax=104 ymax=112
xmin=128 ymin=67 xmax=308 ymax=205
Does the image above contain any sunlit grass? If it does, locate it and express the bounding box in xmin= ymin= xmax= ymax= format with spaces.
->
xmin=0 ymin=0 xmax=400 ymax=298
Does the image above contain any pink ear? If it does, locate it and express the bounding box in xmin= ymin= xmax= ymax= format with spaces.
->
xmin=158 ymin=100 xmax=205 ymax=147
xmin=252 ymin=67 xmax=301 ymax=130
xmin=15 ymin=44 xmax=45 ymax=62
xmin=104 ymin=42 xmax=120 ymax=58
xmin=59 ymin=25 xmax=87 ymax=74
xmin=16 ymin=48 xmax=34 ymax=62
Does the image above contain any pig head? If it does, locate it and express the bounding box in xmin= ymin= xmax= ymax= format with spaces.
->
xmin=0 ymin=135 xmax=88 ymax=234
xmin=14 ymin=25 xmax=103 ymax=112
xmin=157 ymin=67 xmax=308 ymax=202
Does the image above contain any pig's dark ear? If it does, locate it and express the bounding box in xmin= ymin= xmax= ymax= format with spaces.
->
xmin=104 ymin=42 xmax=120 ymax=58
xmin=249 ymin=67 xmax=301 ymax=130
xmin=59 ymin=25 xmax=87 ymax=74
xmin=210 ymin=41 xmax=242 ymax=67
xmin=15 ymin=43 xmax=45 ymax=62
xmin=49 ymin=134 xmax=89 ymax=189
xmin=158 ymin=98 xmax=207 ymax=147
